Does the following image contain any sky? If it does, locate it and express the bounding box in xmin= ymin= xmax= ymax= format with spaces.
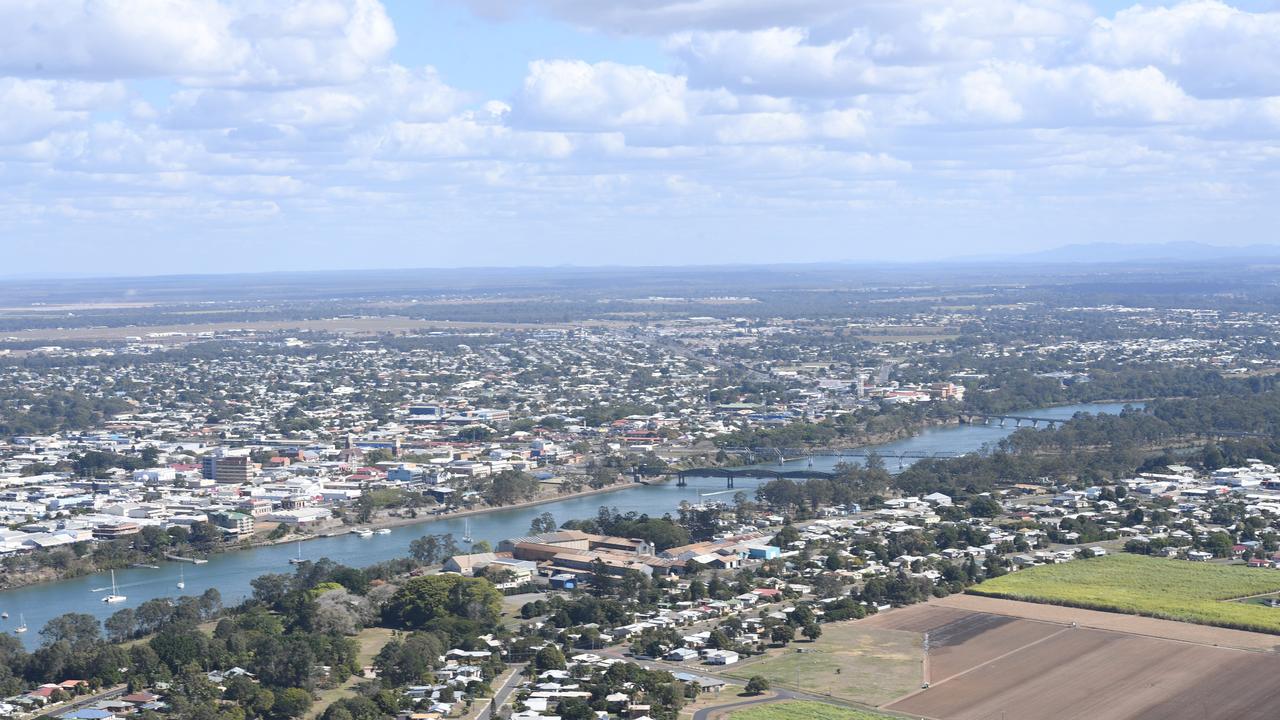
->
xmin=2 ymin=0 xmax=1280 ymax=276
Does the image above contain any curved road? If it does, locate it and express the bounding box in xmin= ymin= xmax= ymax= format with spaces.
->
xmin=691 ymin=690 xmax=802 ymax=720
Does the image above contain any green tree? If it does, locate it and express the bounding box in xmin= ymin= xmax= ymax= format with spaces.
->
xmin=529 ymin=512 xmax=558 ymax=534
xmin=770 ymin=624 xmax=794 ymax=646
xmin=745 ymin=676 xmax=770 ymax=695
xmin=271 ymin=688 xmax=313 ymax=719
xmin=382 ymin=575 xmax=502 ymax=629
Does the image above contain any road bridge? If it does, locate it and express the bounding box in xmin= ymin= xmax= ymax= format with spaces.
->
xmin=957 ymin=413 xmax=1065 ymax=428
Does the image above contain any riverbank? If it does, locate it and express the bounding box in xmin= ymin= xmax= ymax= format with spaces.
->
xmin=0 ymin=400 xmax=1138 ymax=647
xmin=0 ymin=479 xmax=642 ymax=593
xmin=336 ymin=479 xmax=640 ymax=536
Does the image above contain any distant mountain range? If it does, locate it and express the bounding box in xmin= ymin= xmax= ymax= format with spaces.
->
xmin=965 ymin=241 xmax=1280 ymax=264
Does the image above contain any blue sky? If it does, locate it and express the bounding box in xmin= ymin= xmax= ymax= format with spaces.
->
xmin=1 ymin=0 xmax=1279 ymax=275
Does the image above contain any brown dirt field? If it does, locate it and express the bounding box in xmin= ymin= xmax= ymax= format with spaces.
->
xmin=887 ymin=627 xmax=1280 ymax=720
xmin=936 ymin=593 xmax=1280 ymax=652
xmin=863 ymin=605 xmax=1066 ymax=683
xmin=862 ymin=605 xmax=981 ymax=634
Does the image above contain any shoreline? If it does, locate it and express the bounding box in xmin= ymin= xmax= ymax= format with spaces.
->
xmin=0 ymin=400 xmax=1141 ymax=594
xmin=0 ymin=480 xmax=645 ymax=593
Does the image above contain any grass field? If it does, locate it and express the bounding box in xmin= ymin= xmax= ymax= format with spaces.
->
xmin=971 ymin=554 xmax=1280 ymax=633
xmin=307 ymin=627 xmax=395 ymax=719
xmin=728 ymin=700 xmax=895 ymax=720
xmin=724 ymin=624 xmax=921 ymax=706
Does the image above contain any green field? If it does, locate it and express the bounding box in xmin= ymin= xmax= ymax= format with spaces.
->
xmin=724 ymin=624 xmax=921 ymax=705
xmin=729 ymin=700 xmax=895 ymax=720
xmin=971 ymin=554 xmax=1280 ymax=633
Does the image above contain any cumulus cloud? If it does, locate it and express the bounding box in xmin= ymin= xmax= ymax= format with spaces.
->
xmin=1085 ymin=0 xmax=1280 ymax=97
xmin=923 ymin=63 xmax=1195 ymax=126
xmin=0 ymin=0 xmax=395 ymax=87
xmin=516 ymin=60 xmax=690 ymax=129
xmin=4 ymin=0 xmax=1280 ymax=272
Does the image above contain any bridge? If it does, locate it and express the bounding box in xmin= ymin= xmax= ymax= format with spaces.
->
xmin=957 ymin=413 xmax=1065 ymax=428
xmin=721 ymin=447 xmax=964 ymax=462
xmin=640 ymin=467 xmax=840 ymax=489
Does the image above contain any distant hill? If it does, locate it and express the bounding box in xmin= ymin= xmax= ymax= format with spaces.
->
xmin=970 ymin=241 xmax=1280 ymax=264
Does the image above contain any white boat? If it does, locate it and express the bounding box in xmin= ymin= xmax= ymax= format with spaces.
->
xmin=102 ymin=570 xmax=127 ymax=604
xmin=14 ymin=614 xmax=26 ymax=634
xmin=289 ymin=541 xmax=306 ymax=565
xmin=1 ymin=611 xmax=8 ymax=620
xmin=462 ymin=518 xmax=473 ymax=544
xmin=354 ymin=529 xmax=373 ymax=538
xmin=373 ymin=528 xmax=391 ymax=535
xmin=176 ymin=566 xmax=185 ymax=590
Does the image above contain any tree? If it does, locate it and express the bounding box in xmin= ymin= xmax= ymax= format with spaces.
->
xmin=40 ymin=612 xmax=100 ymax=650
xmin=485 ymin=470 xmax=538 ymax=506
xmin=533 ymin=645 xmax=567 ymax=671
xmin=106 ymin=608 xmax=137 ymax=642
xmin=770 ymin=624 xmax=794 ymax=646
xmin=745 ymin=676 xmax=770 ymax=695
xmin=382 ymin=575 xmax=502 ymax=629
xmin=375 ymin=633 xmax=444 ymax=686
xmin=802 ymin=623 xmax=822 ymax=642
xmin=314 ymin=588 xmax=367 ymax=635
xmin=409 ymin=533 xmax=459 ymax=565
xmin=967 ymin=496 xmax=1002 ymax=518
xmin=558 ymin=698 xmax=594 ymax=720
xmin=529 ymin=512 xmax=558 ymax=534
xmin=272 ymin=688 xmax=313 ymax=719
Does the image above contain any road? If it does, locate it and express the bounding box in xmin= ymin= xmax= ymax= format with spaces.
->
xmin=54 ymin=684 xmax=128 ymax=716
xmin=690 ymin=690 xmax=803 ymax=720
xmin=469 ymin=663 xmax=527 ymax=720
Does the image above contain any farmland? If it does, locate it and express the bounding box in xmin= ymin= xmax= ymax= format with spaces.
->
xmin=723 ymin=623 xmax=922 ymax=706
xmin=969 ymin=554 xmax=1280 ymax=633
xmin=862 ymin=597 xmax=1280 ymax=720
xmin=727 ymin=701 xmax=894 ymax=720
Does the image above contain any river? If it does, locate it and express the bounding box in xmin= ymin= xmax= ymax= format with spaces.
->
xmin=0 ymin=401 xmax=1137 ymax=645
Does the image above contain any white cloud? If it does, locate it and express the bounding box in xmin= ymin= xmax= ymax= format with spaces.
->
xmin=166 ymin=65 xmax=467 ymax=130
xmin=5 ymin=0 xmax=1280 ymax=272
xmin=0 ymin=0 xmax=395 ymax=87
xmin=516 ymin=60 xmax=690 ymax=128
xmin=0 ymin=78 xmax=126 ymax=143
xmin=924 ymin=62 xmax=1194 ymax=126
xmin=1085 ymin=0 xmax=1280 ymax=97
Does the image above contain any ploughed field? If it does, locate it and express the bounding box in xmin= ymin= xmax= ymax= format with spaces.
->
xmin=861 ymin=596 xmax=1280 ymax=720
xmin=968 ymin=554 xmax=1280 ymax=633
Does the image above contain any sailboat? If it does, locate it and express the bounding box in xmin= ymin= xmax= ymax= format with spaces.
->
xmin=462 ymin=518 xmax=473 ymax=544
xmin=102 ymin=570 xmax=126 ymax=604
xmin=289 ymin=540 xmax=305 ymax=565
xmin=14 ymin=614 xmax=26 ymax=634
xmin=176 ymin=566 xmax=185 ymax=590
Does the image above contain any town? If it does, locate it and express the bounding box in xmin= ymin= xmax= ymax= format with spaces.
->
xmin=3 ymin=264 xmax=1280 ymax=720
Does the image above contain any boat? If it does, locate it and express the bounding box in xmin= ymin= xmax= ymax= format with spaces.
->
xmin=373 ymin=528 xmax=391 ymax=535
xmin=14 ymin=614 xmax=26 ymax=634
xmin=102 ymin=570 xmax=127 ymax=604
xmin=176 ymin=566 xmax=185 ymax=590
xmin=354 ymin=528 xmax=373 ymax=538
xmin=462 ymin=518 xmax=473 ymax=545
xmin=289 ymin=541 xmax=305 ymax=565
xmin=1 ymin=611 xmax=8 ymax=620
